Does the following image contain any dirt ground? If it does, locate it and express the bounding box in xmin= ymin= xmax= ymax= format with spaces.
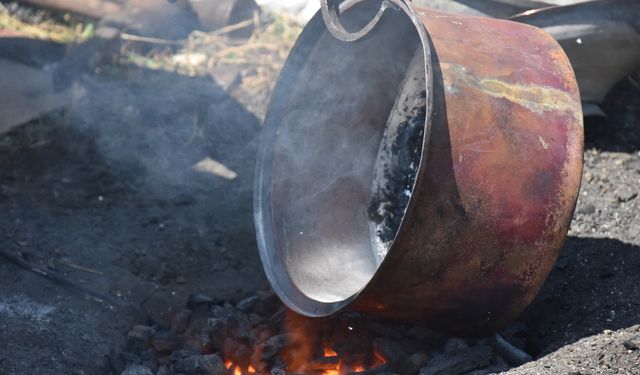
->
xmin=1 ymin=9 xmax=640 ymax=375
xmin=0 ymin=65 xmax=269 ymax=374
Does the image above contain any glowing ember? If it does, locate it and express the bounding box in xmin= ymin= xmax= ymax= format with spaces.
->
xmin=323 ymin=347 xmax=338 ymax=357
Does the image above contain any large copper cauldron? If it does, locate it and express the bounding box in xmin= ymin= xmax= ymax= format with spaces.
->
xmin=255 ymin=0 xmax=583 ymax=336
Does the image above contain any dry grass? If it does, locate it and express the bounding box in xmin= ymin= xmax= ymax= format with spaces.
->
xmin=122 ymin=12 xmax=303 ymax=117
xmin=0 ymin=4 xmax=93 ymax=43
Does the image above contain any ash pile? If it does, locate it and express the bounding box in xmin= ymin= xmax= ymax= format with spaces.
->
xmin=115 ymin=291 xmax=532 ymax=375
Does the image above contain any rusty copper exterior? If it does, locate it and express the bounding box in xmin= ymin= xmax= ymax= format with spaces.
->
xmin=255 ymin=0 xmax=583 ymax=336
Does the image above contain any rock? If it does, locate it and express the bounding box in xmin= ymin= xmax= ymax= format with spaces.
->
xmin=616 ymin=189 xmax=638 ymax=203
xmin=577 ymin=203 xmax=596 ymax=215
xmin=397 ymin=353 xmax=430 ymax=375
xmin=491 ymin=334 xmax=533 ymax=366
xmin=173 ymin=354 xmax=226 ymax=375
xmin=622 ymin=339 xmax=639 ymax=351
xmin=120 ymin=363 xmax=154 ymax=375
xmin=419 ymin=345 xmax=493 ymax=375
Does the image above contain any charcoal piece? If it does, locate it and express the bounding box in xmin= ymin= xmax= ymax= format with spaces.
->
xmin=397 ymin=353 xmax=429 ymax=375
xmin=347 ymin=364 xmax=393 ymax=375
xmin=367 ymin=322 xmax=403 ymax=340
xmin=237 ymin=295 xmax=260 ymax=312
xmin=442 ymin=338 xmax=468 ymax=353
xmin=369 ymin=48 xmax=427 ymax=262
xmin=187 ymin=294 xmax=215 ymax=309
xmin=207 ymin=318 xmax=228 ymax=351
xmin=248 ymin=313 xmax=264 ymax=325
xmin=151 ymin=331 xmax=179 ymax=353
xmin=227 ymin=311 xmax=255 ymax=341
xmin=372 ymin=338 xmax=406 ymax=364
xmin=418 ymin=345 xmax=493 ymax=375
xmin=490 ymin=334 xmax=532 ymax=366
xmin=259 ymin=334 xmax=290 ymax=360
xmin=171 ymin=350 xmax=199 ymax=362
xmin=128 ymin=325 xmax=156 ymax=342
xmin=141 ymin=349 xmax=158 ymax=372
xmin=223 ymin=337 xmax=253 ymax=364
xmin=120 ymin=363 xmax=154 ymax=375
xmin=307 ymin=356 xmax=339 ymax=371
xmin=173 ymin=354 xmax=226 ymax=375
xmin=172 ymin=309 xmax=192 ymax=334
xmin=127 ymin=325 xmax=155 ymax=353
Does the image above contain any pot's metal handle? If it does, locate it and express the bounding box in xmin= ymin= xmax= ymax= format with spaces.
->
xmin=321 ymin=0 xmax=409 ymax=42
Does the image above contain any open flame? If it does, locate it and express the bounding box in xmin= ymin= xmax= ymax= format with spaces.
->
xmin=220 ymin=310 xmax=389 ymax=375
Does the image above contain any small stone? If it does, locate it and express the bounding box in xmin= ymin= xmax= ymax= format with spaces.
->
xmin=616 ymin=188 xmax=638 ymax=203
xmin=577 ymin=204 xmax=596 ymax=215
xmin=397 ymin=353 xmax=429 ymax=375
xmin=622 ymin=340 xmax=639 ymax=351
xmin=584 ymin=172 xmax=594 ymax=182
xmin=120 ymin=364 xmax=153 ymax=375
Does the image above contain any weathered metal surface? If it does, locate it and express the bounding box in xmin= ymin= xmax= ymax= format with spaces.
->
xmin=255 ymin=0 xmax=583 ymax=336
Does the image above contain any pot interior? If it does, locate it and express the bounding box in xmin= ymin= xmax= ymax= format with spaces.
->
xmin=257 ymin=1 xmax=425 ymax=313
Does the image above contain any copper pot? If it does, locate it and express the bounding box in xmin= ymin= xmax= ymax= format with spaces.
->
xmin=255 ymin=0 xmax=583 ymax=336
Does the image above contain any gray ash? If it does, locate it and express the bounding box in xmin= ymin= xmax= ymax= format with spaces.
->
xmin=368 ymin=49 xmax=427 ymax=263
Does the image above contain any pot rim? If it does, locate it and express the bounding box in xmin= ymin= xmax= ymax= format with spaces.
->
xmin=254 ymin=0 xmax=435 ymax=317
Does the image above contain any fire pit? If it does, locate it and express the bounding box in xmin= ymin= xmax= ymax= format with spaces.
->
xmin=255 ymin=0 xmax=583 ymax=336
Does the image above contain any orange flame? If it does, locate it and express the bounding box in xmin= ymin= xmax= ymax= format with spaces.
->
xmin=323 ymin=347 xmax=338 ymax=357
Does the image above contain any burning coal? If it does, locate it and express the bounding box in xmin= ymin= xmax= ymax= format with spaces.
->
xmin=117 ymin=290 xmax=528 ymax=375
